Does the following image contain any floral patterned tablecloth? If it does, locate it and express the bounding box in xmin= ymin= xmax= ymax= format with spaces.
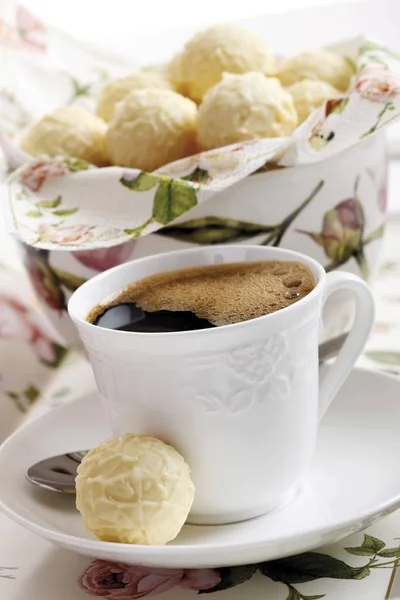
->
xmin=0 ymin=4 xmax=400 ymax=597
xmin=0 ymin=214 xmax=400 ymax=599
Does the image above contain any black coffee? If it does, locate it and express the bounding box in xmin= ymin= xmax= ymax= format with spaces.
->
xmin=87 ymin=260 xmax=315 ymax=333
xmin=92 ymin=302 xmax=216 ymax=332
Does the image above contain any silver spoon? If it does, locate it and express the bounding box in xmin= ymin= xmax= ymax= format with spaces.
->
xmin=27 ymin=450 xmax=88 ymax=494
xmin=26 ymin=332 xmax=348 ymax=494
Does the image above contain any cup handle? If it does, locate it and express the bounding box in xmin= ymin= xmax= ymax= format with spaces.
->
xmin=319 ymin=271 xmax=375 ymax=421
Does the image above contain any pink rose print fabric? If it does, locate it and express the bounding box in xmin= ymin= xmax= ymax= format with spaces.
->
xmin=19 ymin=159 xmax=68 ymax=192
xmin=355 ymin=66 xmax=400 ymax=103
xmin=79 ymin=560 xmax=221 ymax=599
xmin=74 ymin=242 xmax=137 ymax=271
xmin=0 ymin=295 xmax=57 ymax=364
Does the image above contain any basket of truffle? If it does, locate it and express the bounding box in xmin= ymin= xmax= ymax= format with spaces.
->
xmin=0 ymin=13 xmax=397 ymax=349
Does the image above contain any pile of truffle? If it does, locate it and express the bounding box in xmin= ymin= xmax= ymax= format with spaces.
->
xmin=21 ymin=23 xmax=354 ymax=172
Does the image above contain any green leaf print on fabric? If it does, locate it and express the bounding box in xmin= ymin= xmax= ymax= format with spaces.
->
xmin=24 ymin=384 xmax=40 ymax=403
xmin=121 ymin=172 xmax=198 ymax=236
xmin=25 ymin=209 xmax=43 ymax=218
xmin=361 ymin=102 xmax=400 ymax=139
xmin=120 ymin=172 xmax=159 ymax=191
xmin=259 ymin=552 xmax=367 ymax=583
xmin=377 ymin=547 xmax=400 ymax=557
xmin=285 ymin=588 xmax=325 ymax=600
xmin=6 ymin=384 xmax=39 ymax=412
xmin=346 ymin=534 xmax=385 ymax=555
xmin=330 ymin=97 xmax=349 ymax=114
xmin=152 ymin=180 xmax=197 ymax=225
xmin=25 ymin=191 xmax=79 ymax=222
xmin=364 ymin=225 xmax=385 ymax=244
xmin=366 ymin=351 xmax=400 ymax=365
xmin=182 ymin=167 xmax=211 ymax=184
xmin=52 ymin=207 xmax=79 ymax=217
xmin=345 ymin=547 xmax=378 ymax=556
xmin=63 ymin=157 xmax=90 ymax=172
xmin=255 ymin=161 xmax=287 ymax=174
xmin=66 ymin=76 xmax=92 ymax=104
xmin=361 ymin=534 xmax=386 ymax=553
xmin=359 ymin=41 xmax=400 ymax=62
xmin=199 ymin=565 xmax=257 ymax=594
xmin=52 ymin=268 xmax=87 ymax=292
xmin=159 ymin=216 xmax=276 ymax=244
xmin=37 ymin=196 xmax=62 ymax=208
xmin=46 ymin=344 xmax=68 ymax=368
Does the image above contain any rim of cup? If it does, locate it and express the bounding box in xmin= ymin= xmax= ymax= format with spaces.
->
xmin=68 ymin=244 xmax=326 ymax=338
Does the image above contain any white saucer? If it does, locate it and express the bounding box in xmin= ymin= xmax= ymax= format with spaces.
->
xmin=1 ymin=367 xmax=400 ymax=569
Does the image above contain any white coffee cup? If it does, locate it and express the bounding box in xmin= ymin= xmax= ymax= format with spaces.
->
xmin=68 ymin=245 xmax=374 ymax=525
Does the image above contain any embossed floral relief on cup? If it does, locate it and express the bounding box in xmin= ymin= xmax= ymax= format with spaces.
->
xmin=183 ymin=333 xmax=297 ymax=415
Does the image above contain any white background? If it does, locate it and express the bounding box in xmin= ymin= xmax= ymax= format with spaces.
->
xmin=14 ymin=0 xmax=368 ymax=39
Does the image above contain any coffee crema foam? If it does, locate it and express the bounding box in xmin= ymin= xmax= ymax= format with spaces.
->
xmin=87 ymin=260 xmax=315 ymax=329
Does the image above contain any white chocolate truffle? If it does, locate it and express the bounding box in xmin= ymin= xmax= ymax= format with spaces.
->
xmin=168 ymin=52 xmax=185 ymax=94
xmin=76 ymin=434 xmax=195 ymax=545
xmin=107 ymin=89 xmax=198 ymax=171
xmin=287 ymin=79 xmax=340 ymax=124
xmin=173 ymin=24 xmax=276 ymax=103
xmin=277 ymin=50 xmax=354 ymax=92
xmin=21 ymin=106 xmax=108 ymax=167
xmin=198 ymin=72 xmax=298 ymax=150
xmin=97 ymin=73 xmax=173 ymax=122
